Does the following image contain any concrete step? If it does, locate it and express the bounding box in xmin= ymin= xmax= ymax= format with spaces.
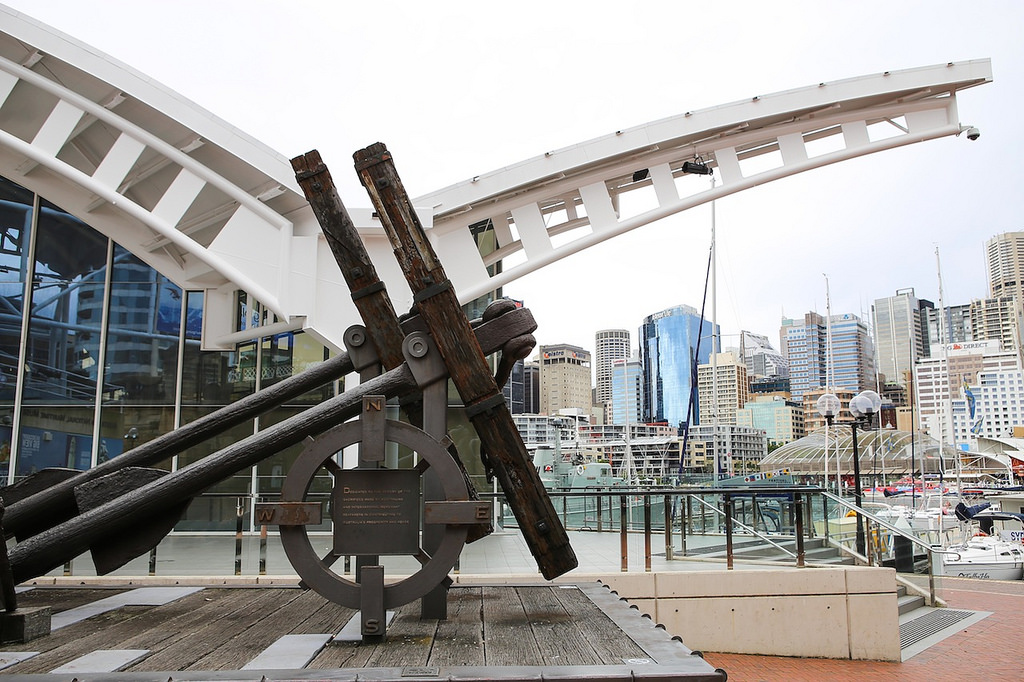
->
xmin=898 ymin=592 xmax=926 ymax=615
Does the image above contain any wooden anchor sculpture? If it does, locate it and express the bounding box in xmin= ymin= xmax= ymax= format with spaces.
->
xmin=0 ymin=142 xmax=576 ymax=642
xmin=252 ymin=147 xmax=575 ymax=639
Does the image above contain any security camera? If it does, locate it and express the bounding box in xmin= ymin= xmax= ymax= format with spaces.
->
xmin=961 ymin=126 xmax=980 ymax=141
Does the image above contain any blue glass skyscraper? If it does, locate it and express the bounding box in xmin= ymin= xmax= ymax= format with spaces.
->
xmin=640 ymin=305 xmax=719 ymax=431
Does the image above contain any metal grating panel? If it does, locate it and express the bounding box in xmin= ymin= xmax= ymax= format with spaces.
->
xmin=900 ymin=609 xmax=975 ymax=649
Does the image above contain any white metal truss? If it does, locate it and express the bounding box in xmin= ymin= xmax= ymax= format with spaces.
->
xmin=420 ymin=61 xmax=992 ymax=306
xmin=0 ymin=9 xmax=992 ymax=351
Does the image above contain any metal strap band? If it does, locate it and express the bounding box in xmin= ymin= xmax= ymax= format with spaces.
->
xmin=350 ymin=280 xmax=386 ymax=301
xmin=464 ymin=393 xmax=506 ymax=419
xmin=413 ymin=280 xmax=452 ymax=304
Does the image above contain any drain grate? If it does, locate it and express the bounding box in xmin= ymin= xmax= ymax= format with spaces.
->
xmin=900 ymin=609 xmax=976 ymax=649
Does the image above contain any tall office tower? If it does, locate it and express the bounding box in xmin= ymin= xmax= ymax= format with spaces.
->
xmin=872 ymin=288 xmax=933 ymax=387
xmin=538 ymin=344 xmax=592 ymax=415
xmin=639 ymin=304 xmax=719 ymax=429
xmin=610 ymin=356 xmax=644 ymax=425
xmin=781 ymin=311 xmax=874 ymax=399
xmin=926 ymin=303 xmax=972 ymax=348
xmin=739 ymin=330 xmax=789 ymax=379
xmin=523 ymin=361 xmax=540 ymax=413
xmin=595 ymin=329 xmax=631 ymax=407
xmin=697 ymin=352 xmax=750 ymax=425
xmin=829 ymin=313 xmax=875 ymax=393
xmin=969 ymin=296 xmax=1021 ymax=353
xmin=987 ymin=231 xmax=1024 ymax=301
xmin=501 ymin=357 xmax=526 ymax=413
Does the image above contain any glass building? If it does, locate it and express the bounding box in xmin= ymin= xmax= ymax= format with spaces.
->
xmin=0 ymin=175 xmax=337 ymax=530
xmin=609 ymin=357 xmax=643 ymax=425
xmin=639 ymin=304 xmax=718 ymax=431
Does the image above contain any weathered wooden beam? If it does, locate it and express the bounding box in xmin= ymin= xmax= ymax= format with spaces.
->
xmin=353 ymin=142 xmax=577 ymax=580
xmin=291 ymin=149 xmax=491 ymax=544
xmin=291 ymin=150 xmax=405 ymax=370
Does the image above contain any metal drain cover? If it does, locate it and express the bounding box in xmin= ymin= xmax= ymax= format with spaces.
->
xmin=900 ymin=609 xmax=975 ymax=649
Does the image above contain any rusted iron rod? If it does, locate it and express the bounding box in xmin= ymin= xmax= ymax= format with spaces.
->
xmin=1 ymin=350 xmax=356 ymax=540
xmin=7 ymin=307 xmax=536 ymax=582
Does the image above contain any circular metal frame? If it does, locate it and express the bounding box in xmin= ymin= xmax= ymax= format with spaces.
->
xmin=279 ymin=419 xmax=469 ymax=609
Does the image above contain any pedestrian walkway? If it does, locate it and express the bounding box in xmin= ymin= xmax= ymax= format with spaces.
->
xmin=704 ymin=576 xmax=1024 ymax=681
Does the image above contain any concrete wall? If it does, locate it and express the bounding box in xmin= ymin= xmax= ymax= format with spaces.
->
xmin=594 ymin=567 xmax=900 ymax=661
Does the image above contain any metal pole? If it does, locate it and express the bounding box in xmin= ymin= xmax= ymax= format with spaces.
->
xmin=724 ymin=493 xmax=734 ymax=570
xmin=851 ymin=421 xmax=866 ymax=557
xmin=794 ymin=493 xmax=805 ymax=568
xmin=620 ymin=495 xmax=628 ymax=572
xmin=234 ymin=497 xmax=244 ymax=576
xmin=664 ymin=495 xmax=673 ymax=560
xmin=644 ymin=496 xmax=652 ymax=572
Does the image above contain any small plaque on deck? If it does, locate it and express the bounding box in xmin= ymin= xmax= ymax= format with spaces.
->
xmin=333 ymin=469 xmax=420 ymax=555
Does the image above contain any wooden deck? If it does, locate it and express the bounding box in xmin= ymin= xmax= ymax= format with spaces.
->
xmin=0 ymin=583 xmax=726 ymax=681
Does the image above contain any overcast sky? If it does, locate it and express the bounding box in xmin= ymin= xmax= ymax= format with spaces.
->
xmin=8 ymin=1 xmax=1024 ymax=359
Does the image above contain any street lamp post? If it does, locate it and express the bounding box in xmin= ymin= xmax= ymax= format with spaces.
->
xmin=817 ymin=390 xmax=882 ymax=558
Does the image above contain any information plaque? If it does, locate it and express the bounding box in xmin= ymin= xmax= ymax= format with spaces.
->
xmin=333 ymin=469 xmax=420 ymax=555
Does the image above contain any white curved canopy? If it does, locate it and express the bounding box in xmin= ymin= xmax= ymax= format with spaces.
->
xmin=0 ymin=6 xmax=992 ymax=351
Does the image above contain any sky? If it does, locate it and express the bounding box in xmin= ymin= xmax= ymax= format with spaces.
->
xmin=7 ymin=1 xmax=1024 ymax=359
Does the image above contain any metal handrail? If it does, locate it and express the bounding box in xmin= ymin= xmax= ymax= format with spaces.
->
xmin=688 ymin=493 xmax=797 ymax=559
xmin=820 ymin=491 xmax=960 ymax=557
xmin=821 ymin=491 xmax=960 ymax=606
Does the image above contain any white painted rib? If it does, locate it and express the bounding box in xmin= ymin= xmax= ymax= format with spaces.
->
xmin=31 ymin=99 xmax=84 ymax=156
xmin=578 ymin=181 xmax=618 ymax=230
xmin=510 ymin=203 xmax=553 ymax=258
xmin=649 ymin=162 xmax=680 ymax=206
xmin=152 ymin=167 xmax=206 ymax=226
xmin=91 ymin=132 xmax=146 ymax=190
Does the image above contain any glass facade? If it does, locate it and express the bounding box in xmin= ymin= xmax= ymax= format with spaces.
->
xmin=0 ymin=175 xmax=339 ymax=531
xmin=640 ymin=305 xmax=718 ymax=431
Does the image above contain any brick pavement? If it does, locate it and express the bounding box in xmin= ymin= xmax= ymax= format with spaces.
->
xmin=704 ymin=577 xmax=1024 ymax=681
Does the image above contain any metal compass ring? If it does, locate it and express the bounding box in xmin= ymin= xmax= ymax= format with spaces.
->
xmin=279 ymin=419 xmax=469 ymax=609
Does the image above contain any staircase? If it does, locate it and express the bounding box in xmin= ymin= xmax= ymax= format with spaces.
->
xmin=684 ymin=536 xmax=855 ymax=565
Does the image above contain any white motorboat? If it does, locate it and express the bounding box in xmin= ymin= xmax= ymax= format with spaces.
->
xmin=934 ymin=503 xmax=1024 ymax=580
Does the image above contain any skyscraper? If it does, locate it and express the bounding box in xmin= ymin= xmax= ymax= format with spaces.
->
xmin=538 ymin=344 xmax=592 ymax=415
xmin=595 ymin=329 xmax=631 ymax=408
xmin=640 ymin=304 xmax=718 ymax=430
xmin=739 ymin=330 xmax=789 ymax=379
xmin=697 ymin=352 xmax=750 ymax=426
xmin=987 ymin=231 xmax=1024 ymax=301
xmin=872 ymin=288 xmax=933 ymax=387
xmin=610 ymin=356 xmax=644 ymax=425
xmin=781 ymin=311 xmax=874 ymax=399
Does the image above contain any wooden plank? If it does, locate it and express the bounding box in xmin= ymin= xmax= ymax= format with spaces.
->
xmin=353 ymin=143 xmax=576 ymax=580
xmin=290 ymin=150 xmax=405 ymax=370
xmin=552 ymin=584 xmax=650 ymax=661
xmin=289 ymin=595 xmax=358 ymax=635
xmin=4 ymin=586 xmax=225 ymax=674
xmin=187 ymin=588 xmax=321 ymax=671
xmin=365 ymin=607 xmax=437 ymax=668
xmin=427 ymin=586 xmax=484 ymax=667
xmin=480 ymin=585 xmax=542 ymax=666
xmin=518 ymin=585 xmax=601 ymax=665
xmin=127 ymin=588 xmax=284 ymax=672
